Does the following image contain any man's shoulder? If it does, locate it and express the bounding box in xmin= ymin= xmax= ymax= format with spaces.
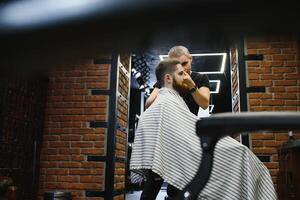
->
xmin=191 ymin=72 xmax=209 ymax=87
xmin=191 ymin=71 xmax=207 ymax=79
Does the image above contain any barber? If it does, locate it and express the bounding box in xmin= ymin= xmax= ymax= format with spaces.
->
xmin=145 ymin=45 xmax=210 ymax=115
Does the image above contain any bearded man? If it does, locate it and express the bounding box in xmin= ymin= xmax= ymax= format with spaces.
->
xmin=130 ymin=59 xmax=276 ymax=200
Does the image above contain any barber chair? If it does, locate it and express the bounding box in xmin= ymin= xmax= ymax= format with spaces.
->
xmin=174 ymin=112 xmax=300 ymax=200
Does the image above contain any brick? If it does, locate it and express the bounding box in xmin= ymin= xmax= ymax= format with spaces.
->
xmin=64 ymin=71 xmax=86 ymax=77
xmin=87 ymin=69 xmax=109 ymax=76
xmin=84 ymin=108 xmax=107 ymax=115
xmin=59 ymin=148 xmax=81 ymax=155
xmin=250 ymin=106 xmax=273 ymax=111
xmin=267 ymin=87 xmax=286 ymax=92
xmin=52 ymin=102 xmax=75 ymax=108
xmin=41 ymin=148 xmax=59 ymax=155
xmin=248 ymin=68 xmax=264 ymax=73
xmin=74 ymin=102 xmax=106 ymax=108
xmin=285 ymin=61 xmax=299 ymax=67
xmin=61 ymin=108 xmax=84 ymax=115
xmin=57 ymin=162 xmax=81 ymax=168
xmin=83 ymin=134 xmax=105 ymax=141
xmin=274 ymin=80 xmax=297 ymax=86
xmin=258 ymin=49 xmax=281 ymax=55
xmin=269 ymin=169 xmax=279 ymax=176
xmin=94 ymin=142 xmax=105 ymax=148
xmin=247 ymin=42 xmax=269 ymax=49
xmin=71 ymin=128 xmax=94 ymax=134
xmin=260 ymin=74 xmax=283 ymax=80
xmin=47 ymin=155 xmax=70 ymax=161
xmin=270 ymin=42 xmax=293 ymax=48
xmin=246 ymin=49 xmax=258 ymax=54
xmin=71 ymin=142 xmax=94 ymax=148
xmin=63 ymin=95 xmax=84 ymax=102
xmin=282 ymin=49 xmax=297 ymax=54
xmin=71 ymin=155 xmax=85 ymax=161
xmin=273 ymin=54 xmax=295 ymax=60
xmin=247 ymin=61 xmax=260 ymax=67
xmin=45 ymin=175 xmax=57 ymax=182
xmin=285 ymin=100 xmax=300 ymax=106
xmin=64 ymin=83 xmax=85 ymax=89
xmin=272 ymin=68 xmax=296 ymax=73
xmin=57 ymin=176 xmax=79 ymax=182
xmin=53 ymin=89 xmax=75 ymax=96
xmin=81 ymin=149 xmax=104 ymax=155
xmin=264 ymin=162 xmax=279 ymax=169
xmin=40 ymin=162 xmax=58 ymax=168
xmin=261 ymin=100 xmax=284 ymax=106
xmin=248 ymin=80 xmax=273 ymax=87
xmin=60 ymin=135 xmax=82 ymax=141
xmin=248 ymin=73 xmax=259 ymax=80
xmin=284 ymin=73 xmax=300 ymax=80
xmin=74 ymin=89 xmax=88 ymax=95
xmin=275 ymin=133 xmax=289 ymax=141
xmin=274 ymin=93 xmax=297 ymax=99
xmin=46 ymin=169 xmax=68 ymax=175
xmin=81 ymin=64 xmax=104 ymax=70
xmin=263 ymin=55 xmax=272 ymax=61
xmin=81 ymin=162 xmax=104 ymax=168
xmin=252 ymin=148 xmax=277 ymax=154
xmin=49 ymin=141 xmax=70 ymax=148
xmin=263 ymin=141 xmax=282 ymax=147
xmin=248 ymin=93 xmax=272 ymax=99
xmin=50 ymin=128 xmax=72 ymax=134
xmin=69 ymin=169 xmax=92 ymax=175
xmin=86 ymin=83 xmax=108 ymax=89
xmin=44 ymin=122 xmax=60 ymax=128
xmin=85 ymin=96 xmax=107 ymax=102
xmin=286 ymin=87 xmax=300 ymax=92
xmin=61 ymin=122 xmax=83 ymax=128
xmin=273 ymin=106 xmax=297 ymax=111
xmin=43 ymin=135 xmax=60 ymax=141
xmin=80 ymin=176 xmax=102 ymax=183
xmin=251 ymin=133 xmax=274 ymax=140
xmin=85 ymin=115 xmax=107 ymax=121
xmin=55 ymin=77 xmax=76 ymax=83
xmin=272 ymin=155 xmax=278 ymax=162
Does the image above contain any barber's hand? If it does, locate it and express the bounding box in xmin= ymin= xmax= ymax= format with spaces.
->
xmin=183 ymin=71 xmax=196 ymax=90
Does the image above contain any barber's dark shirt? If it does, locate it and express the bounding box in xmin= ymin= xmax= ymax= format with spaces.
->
xmin=153 ymin=72 xmax=210 ymax=115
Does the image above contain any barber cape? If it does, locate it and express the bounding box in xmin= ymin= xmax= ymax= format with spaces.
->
xmin=130 ymin=88 xmax=277 ymax=200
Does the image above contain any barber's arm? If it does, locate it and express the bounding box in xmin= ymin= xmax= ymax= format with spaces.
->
xmin=191 ymin=86 xmax=210 ymax=109
xmin=183 ymin=72 xmax=210 ymax=109
xmin=145 ymin=87 xmax=159 ymax=108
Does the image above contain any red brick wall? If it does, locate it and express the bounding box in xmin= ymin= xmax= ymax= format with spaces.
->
xmin=38 ymin=54 xmax=131 ymax=200
xmin=38 ymin=60 xmax=110 ymax=200
xmin=114 ymin=55 xmax=131 ymax=198
xmin=245 ymin=35 xmax=300 ymax=185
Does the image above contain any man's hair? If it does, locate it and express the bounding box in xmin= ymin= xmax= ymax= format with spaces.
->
xmin=168 ymin=45 xmax=192 ymax=59
xmin=156 ymin=59 xmax=181 ymax=87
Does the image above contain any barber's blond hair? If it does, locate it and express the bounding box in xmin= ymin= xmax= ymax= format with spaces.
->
xmin=168 ymin=46 xmax=192 ymax=59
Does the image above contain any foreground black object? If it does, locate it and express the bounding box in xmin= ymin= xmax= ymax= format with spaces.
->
xmin=175 ymin=112 xmax=300 ymax=200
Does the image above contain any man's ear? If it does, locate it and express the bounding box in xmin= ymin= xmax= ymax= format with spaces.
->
xmin=164 ymin=74 xmax=173 ymax=85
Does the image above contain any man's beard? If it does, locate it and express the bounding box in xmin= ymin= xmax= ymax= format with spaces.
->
xmin=173 ymin=78 xmax=189 ymax=94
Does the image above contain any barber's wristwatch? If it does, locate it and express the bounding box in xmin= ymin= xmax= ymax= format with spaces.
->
xmin=189 ymin=85 xmax=197 ymax=93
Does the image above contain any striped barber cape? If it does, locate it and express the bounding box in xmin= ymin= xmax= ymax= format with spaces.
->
xmin=130 ymin=88 xmax=277 ymax=200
